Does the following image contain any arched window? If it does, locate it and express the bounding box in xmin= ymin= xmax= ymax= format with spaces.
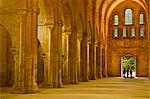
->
xmin=131 ymin=27 xmax=135 ymax=37
xmin=139 ymin=13 xmax=144 ymax=24
xmin=140 ymin=27 xmax=144 ymax=37
xmin=114 ymin=28 xmax=118 ymax=38
xmin=125 ymin=9 xmax=133 ymax=25
xmin=114 ymin=15 xmax=119 ymax=25
xmin=122 ymin=28 xmax=127 ymax=38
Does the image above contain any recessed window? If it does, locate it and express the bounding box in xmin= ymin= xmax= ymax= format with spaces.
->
xmin=114 ymin=28 xmax=119 ymax=38
xmin=131 ymin=27 xmax=135 ymax=37
xmin=122 ymin=28 xmax=127 ymax=38
xmin=139 ymin=13 xmax=144 ymax=24
xmin=125 ymin=9 xmax=133 ymax=25
xmin=114 ymin=15 xmax=119 ymax=25
xmin=140 ymin=27 xmax=144 ymax=37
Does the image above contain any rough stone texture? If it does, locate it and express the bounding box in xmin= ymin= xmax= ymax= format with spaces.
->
xmin=0 ymin=0 xmax=149 ymax=94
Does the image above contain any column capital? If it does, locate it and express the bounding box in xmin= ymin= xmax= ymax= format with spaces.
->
xmin=87 ymin=37 xmax=92 ymax=45
xmin=77 ymin=32 xmax=83 ymax=38
xmin=94 ymin=42 xmax=99 ymax=47
xmin=100 ymin=44 xmax=104 ymax=49
xmin=45 ymin=23 xmax=54 ymax=29
xmin=63 ymin=31 xmax=71 ymax=36
xmin=57 ymin=20 xmax=63 ymax=26
xmin=10 ymin=47 xmax=18 ymax=55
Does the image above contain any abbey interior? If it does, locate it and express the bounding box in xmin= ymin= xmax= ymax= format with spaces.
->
xmin=0 ymin=0 xmax=150 ymax=99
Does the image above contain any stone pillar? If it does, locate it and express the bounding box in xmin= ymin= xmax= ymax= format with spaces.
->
xmin=96 ymin=43 xmax=101 ymax=79
xmin=80 ymin=35 xmax=89 ymax=82
xmin=87 ymin=39 xmax=91 ymax=80
xmin=89 ymin=41 xmax=97 ymax=80
xmin=148 ymin=1 xmax=150 ymax=79
xmin=12 ymin=10 xmax=27 ymax=93
xmin=68 ymin=32 xmax=78 ymax=84
xmin=50 ymin=20 xmax=63 ymax=88
xmin=31 ymin=7 xmax=40 ymax=93
xmin=104 ymin=45 xmax=108 ymax=78
xmin=12 ymin=9 xmax=39 ymax=93
xmin=77 ymin=33 xmax=83 ymax=81
xmin=42 ymin=25 xmax=53 ymax=87
xmin=148 ymin=41 xmax=150 ymax=79
xmin=62 ymin=31 xmax=71 ymax=84
xmin=10 ymin=47 xmax=18 ymax=88
xmin=100 ymin=44 xmax=103 ymax=78
xmin=147 ymin=0 xmax=150 ymax=79
xmin=93 ymin=42 xmax=98 ymax=80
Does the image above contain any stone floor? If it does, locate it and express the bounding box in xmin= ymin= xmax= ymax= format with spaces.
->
xmin=0 ymin=77 xmax=150 ymax=99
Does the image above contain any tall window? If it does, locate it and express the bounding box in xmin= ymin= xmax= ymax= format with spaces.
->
xmin=139 ymin=13 xmax=144 ymax=24
xmin=114 ymin=28 xmax=119 ymax=38
xmin=114 ymin=15 xmax=119 ymax=25
xmin=140 ymin=27 xmax=144 ymax=37
xmin=131 ymin=27 xmax=135 ymax=37
xmin=125 ymin=9 xmax=133 ymax=25
xmin=122 ymin=28 xmax=127 ymax=38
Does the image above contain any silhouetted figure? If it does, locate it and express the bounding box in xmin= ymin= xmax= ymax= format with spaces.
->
xmin=123 ymin=69 xmax=126 ymax=78
xmin=127 ymin=67 xmax=129 ymax=78
xmin=130 ymin=69 xmax=133 ymax=78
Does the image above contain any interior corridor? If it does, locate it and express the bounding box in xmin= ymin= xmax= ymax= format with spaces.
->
xmin=1 ymin=78 xmax=150 ymax=99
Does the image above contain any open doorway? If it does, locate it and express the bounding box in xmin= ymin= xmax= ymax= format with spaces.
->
xmin=121 ymin=55 xmax=136 ymax=78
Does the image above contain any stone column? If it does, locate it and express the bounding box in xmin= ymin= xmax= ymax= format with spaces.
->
xmin=89 ymin=41 xmax=97 ymax=80
xmin=93 ymin=42 xmax=98 ymax=80
xmin=96 ymin=43 xmax=101 ymax=79
xmin=104 ymin=45 xmax=108 ymax=78
xmin=62 ymin=31 xmax=71 ymax=84
xmin=10 ymin=47 xmax=18 ymax=89
xmin=100 ymin=44 xmax=103 ymax=78
xmin=80 ymin=35 xmax=88 ymax=82
xmin=87 ymin=39 xmax=91 ymax=80
xmin=31 ymin=7 xmax=40 ymax=93
xmin=42 ymin=25 xmax=53 ymax=87
xmin=12 ymin=10 xmax=27 ymax=93
xmin=77 ymin=33 xmax=83 ymax=82
xmin=50 ymin=20 xmax=63 ymax=88
xmin=148 ymin=1 xmax=150 ymax=79
xmin=148 ymin=41 xmax=150 ymax=79
xmin=68 ymin=32 xmax=78 ymax=84
xmin=12 ymin=9 xmax=39 ymax=93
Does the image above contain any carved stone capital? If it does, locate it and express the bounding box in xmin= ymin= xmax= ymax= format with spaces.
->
xmin=57 ymin=20 xmax=63 ymax=26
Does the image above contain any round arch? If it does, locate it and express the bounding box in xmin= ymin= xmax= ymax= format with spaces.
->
xmin=0 ymin=24 xmax=14 ymax=86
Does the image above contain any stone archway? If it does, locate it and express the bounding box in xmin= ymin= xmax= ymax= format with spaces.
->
xmin=0 ymin=24 xmax=14 ymax=86
xmin=121 ymin=54 xmax=136 ymax=78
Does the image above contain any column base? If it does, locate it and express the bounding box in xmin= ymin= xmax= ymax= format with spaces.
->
xmin=11 ymin=85 xmax=26 ymax=94
xmin=53 ymin=82 xmax=63 ymax=88
xmin=63 ymin=79 xmax=71 ymax=84
xmin=11 ymin=84 xmax=39 ymax=94
xmin=42 ymin=83 xmax=53 ymax=88
xmin=100 ymin=75 xmax=103 ymax=78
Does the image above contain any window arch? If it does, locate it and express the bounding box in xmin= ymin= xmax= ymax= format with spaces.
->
xmin=122 ymin=27 xmax=127 ymax=38
xmin=114 ymin=15 xmax=119 ymax=25
xmin=125 ymin=9 xmax=133 ymax=25
xmin=114 ymin=28 xmax=118 ymax=38
xmin=139 ymin=13 xmax=144 ymax=24
xmin=140 ymin=27 xmax=144 ymax=37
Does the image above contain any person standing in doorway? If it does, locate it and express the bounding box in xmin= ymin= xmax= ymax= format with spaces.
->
xmin=123 ymin=68 xmax=126 ymax=78
xmin=130 ymin=68 xmax=133 ymax=78
xmin=127 ymin=66 xmax=129 ymax=78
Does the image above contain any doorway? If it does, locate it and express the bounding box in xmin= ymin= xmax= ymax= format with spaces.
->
xmin=121 ymin=55 xmax=136 ymax=78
